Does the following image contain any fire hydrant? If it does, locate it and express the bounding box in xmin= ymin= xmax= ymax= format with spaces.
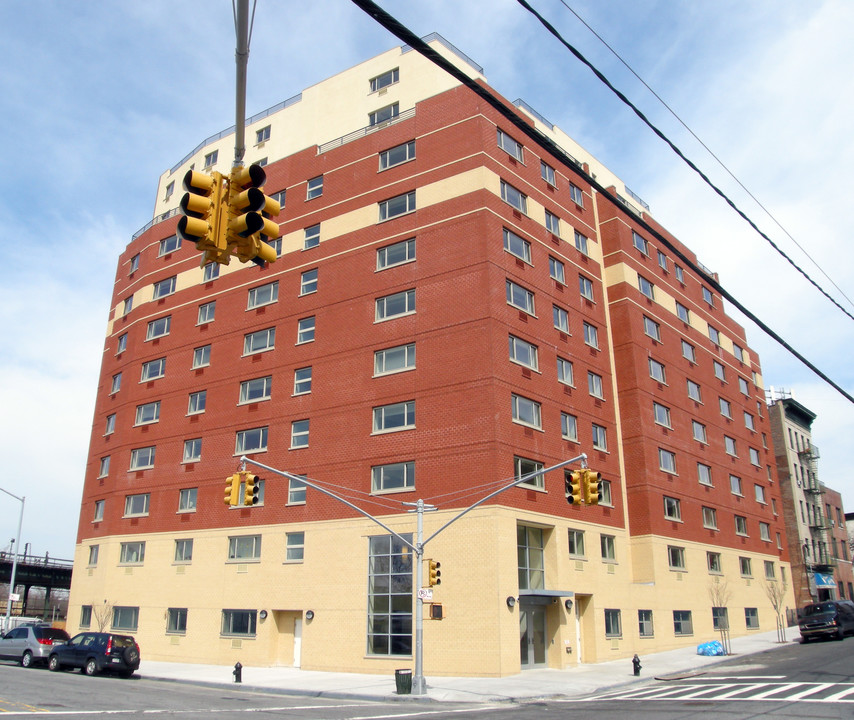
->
xmin=632 ymin=654 xmax=642 ymax=676
xmin=233 ymin=661 xmax=243 ymax=683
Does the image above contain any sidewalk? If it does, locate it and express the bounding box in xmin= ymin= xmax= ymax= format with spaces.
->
xmin=138 ymin=628 xmax=796 ymax=703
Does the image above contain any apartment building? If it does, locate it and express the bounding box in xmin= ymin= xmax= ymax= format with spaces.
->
xmin=68 ymin=35 xmax=792 ymax=676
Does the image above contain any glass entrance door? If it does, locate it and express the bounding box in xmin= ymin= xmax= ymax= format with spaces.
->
xmin=519 ymin=607 xmax=547 ymax=668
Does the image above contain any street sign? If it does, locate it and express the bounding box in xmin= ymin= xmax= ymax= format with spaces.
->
xmin=417 ymin=588 xmax=433 ymax=601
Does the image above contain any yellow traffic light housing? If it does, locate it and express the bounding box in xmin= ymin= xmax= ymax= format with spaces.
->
xmin=566 ymin=470 xmax=583 ymax=505
xmin=583 ymin=470 xmax=601 ymax=506
xmin=223 ymin=474 xmax=240 ymax=506
xmin=427 ymin=559 xmax=441 ymax=587
xmin=243 ymin=473 xmax=261 ymax=506
xmin=227 ymin=164 xmax=280 ymax=267
xmin=178 ymin=170 xmax=229 ymax=266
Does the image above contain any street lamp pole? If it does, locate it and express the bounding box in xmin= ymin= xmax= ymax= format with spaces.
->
xmin=1 ymin=487 xmax=25 ymax=632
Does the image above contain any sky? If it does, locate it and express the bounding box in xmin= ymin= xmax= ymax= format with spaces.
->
xmin=1 ymin=0 xmax=852 ymax=560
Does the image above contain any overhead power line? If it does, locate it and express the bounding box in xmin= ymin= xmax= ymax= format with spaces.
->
xmin=349 ymin=0 xmax=854 ymax=406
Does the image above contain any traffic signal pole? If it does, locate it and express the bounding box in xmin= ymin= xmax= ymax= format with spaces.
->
xmin=232 ymin=0 xmax=251 ymax=168
xmin=241 ymin=453 xmax=588 ymax=695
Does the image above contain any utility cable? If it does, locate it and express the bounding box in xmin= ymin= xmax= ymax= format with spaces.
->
xmin=557 ymin=0 xmax=854 ymax=312
xmin=349 ymin=0 xmax=854 ymax=406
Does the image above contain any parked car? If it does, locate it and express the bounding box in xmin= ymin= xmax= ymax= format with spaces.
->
xmin=0 ymin=624 xmax=70 ymax=667
xmin=48 ymin=632 xmax=140 ymax=677
xmin=799 ymin=600 xmax=854 ymax=641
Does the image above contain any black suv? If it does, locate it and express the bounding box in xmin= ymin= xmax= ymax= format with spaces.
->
xmin=799 ymin=600 xmax=854 ymax=641
xmin=48 ymin=632 xmax=140 ymax=677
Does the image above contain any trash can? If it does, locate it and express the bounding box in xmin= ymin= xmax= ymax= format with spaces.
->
xmin=394 ymin=668 xmax=412 ymax=694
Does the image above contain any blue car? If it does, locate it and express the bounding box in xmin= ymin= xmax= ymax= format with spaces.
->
xmin=48 ymin=632 xmax=140 ymax=677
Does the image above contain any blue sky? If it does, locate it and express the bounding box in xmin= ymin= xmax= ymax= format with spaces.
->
xmin=1 ymin=0 xmax=852 ymax=558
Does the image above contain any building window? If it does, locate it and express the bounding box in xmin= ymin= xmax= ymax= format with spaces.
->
xmin=663 ymin=496 xmax=681 ymax=521
xmin=288 ymin=477 xmax=306 ymax=505
xmin=496 ymin=128 xmax=524 ymax=161
xmin=702 ymin=286 xmax=714 ymax=306
xmin=80 ymin=605 xmax=92 ymax=628
xmin=600 ymin=534 xmax=616 ymax=562
xmin=202 ymin=263 xmax=219 ymax=284
xmin=730 ymin=475 xmax=743 ymax=495
xmin=712 ymin=607 xmax=729 ymax=631
xmin=740 ymin=557 xmax=752 ymax=577
xmin=375 ymin=343 xmax=416 ymax=375
xmin=759 ymin=522 xmax=771 ymax=542
xmin=300 ymin=269 xmax=318 ymax=296
xmin=291 ymin=420 xmax=310 ymax=448
xmin=511 ymin=394 xmax=541 ymax=429
xmin=643 ymin=316 xmax=661 ymax=341
xmin=734 ymin=515 xmax=748 ymax=536
xmin=116 ymin=334 xmax=127 ymax=354
xmin=553 ymin=305 xmax=569 ymax=332
xmin=166 ymin=608 xmax=187 ymax=635
xmin=129 ymin=254 xmax=140 ymax=274
xmin=638 ymin=610 xmax=654 ymax=637
xmin=707 ymin=551 xmax=722 ymax=573
xmin=599 ymin=479 xmax=613 ymax=506
xmin=372 ymin=462 xmax=415 ymax=493
xmin=376 ymin=289 xmax=415 ymax=320
xmin=548 ymin=256 xmax=565 ymax=283
xmin=221 ymin=610 xmax=257 ymax=637
xmin=122 ymin=295 xmax=135 ymax=316
xmin=592 ymin=424 xmax=608 ymax=451
xmin=182 ymin=437 xmax=202 ymax=463
xmin=682 ymin=340 xmax=696 ymax=363
xmin=112 ymin=607 xmax=139 ymax=632
xmin=561 ymin=412 xmax=579 ymax=442
xmin=105 ymin=413 xmax=116 ymax=435
xmin=708 ymin=325 xmax=720 ymax=346
xmin=702 ymin=506 xmax=718 ymax=530
xmin=714 ymin=361 xmax=726 ymax=381
xmin=744 ymin=412 xmax=755 ymax=431
xmin=509 ymin=336 xmax=538 ymax=371
xmin=119 ymin=541 xmax=146 ymax=564
xmin=370 ymin=67 xmax=399 ymax=92
xmin=659 ymin=448 xmax=676 ymax=474
xmin=764 ymin=560 xmax=776 ymax=579
xmin=240 ymin=328 xmax=273 ymax=356
xmin=139 ymin=359 xmax=165 ymax=383
xmin=749 ymin=447 xmax=761 ymax=466
xmin=692 ymin=420 xmax=707 ymax=444
xmin=378 ymin=191 xmax=415 ymax=221
xmin=304 ymin=223 xmax=320 ymax=249
xmin=158 ymin=236 xmax=181 ymax=257
xmin=306 ymin=175 xmax=324 ymax=200
xmin=297 ymin=317 xmax=315 ymax=343
xmin=649 ymin=358 xmax=666 ymax=383
xmin=569 ymin=183 xmax=584 ymax=206
xmin=134 ymin=401 xmax=160 ymax=426
xmin=236 ymin=377 xmax=272 ymax=406
xmin=286 ymin=532 xmax=305 ymax=562
xmin=369 ymin=102 xmax=400 ymax=126
xmin=228 ymin=535 xmax=261 ymax=561
xmin=754 ymin=484 xmax=766 ymax=504
xmin=568 ymin=528 xmax=585 ymax=557
xmin=588 ymin=371 xmax=604 ymax=399
xmin=110 ymin=372 xmax=122 ymax=394
xmin=632 ymin=231 xmax=648 ymax=255
xmin=541 ymin=161 xmax=556 ymax=185
xmin=174 ymin=539 xmax=193 ymax=563
xmin=687 ymin=380 xmax=702 ymax=402
xmin=667 ymin=546 xmax=686 ymax=570
xmin=500 ymin=180 xmax=527 ymax=213
xmin=93 ymin=500 xmax=105 ymax=522
xmin=515 ymin=456 xmax=545 ymax=490
xmin=724 ymin=436 xmax=737 ymax=456
xmin=248 ymin=281 xmax=279 ymax=309
xmin=185 ymin=390 xmax=205 ymax=415
xmin=504 ymin=228 xmax=531 ymax=265
xmin=129 ymin=447 xmax=155 ymax=471
xmin=574 ymin=230 xmax=588 ymax=255
xmin=146 ymin=316 xmax=171 ymax=340
xmin=203 ymin=150 xmax=218 ymax=168
xmin=235 ymin=427 xmax=268 ymax=454
xmin=673 ymin=610 xmax=693 ymax=636
xmin=739 ymin=377 xmax=750 ymax=395
xmin=583 ymin=322 xmax=599 ymax=349
xmin=557 ymin=357 xmax=574 ymax=385
xmin=293 ymin=367 xmax=312 ymax=395
xmin=379 ymin=140 xmax=415 ymax=170
xmin=653 ymin=402 xmax=671 ymax=427
xmin=638 ymin=275 xmax=655 ymax=300
xmin=545 ymin=211 xmax=561 ymax=237
xmin=192 ymin=345 xmax=211 ymax=369
xmin=373 ymin=401 xmax=415 ymax=433
xmin=254 ymin=124 xmax=271 ymax=144
xmin=579 ymin=275 xmax=594 ymax=301
xmin=518 ymin=526 xmax=545 ymax=589
xmin=605 ymin=609 xmax=622 ymax=638
xmin=745 ymin=608 xmax=759 ymax=630
xmin=88 ymin=545 xmax=99 ymax=567
xmin=657 ymin=250 xmax=668 ymax=271
xmin=153 ymin=276 xmax=177 ymax=299
xmin=377 ymin=237 xmax=415 ymax=269
xmin=506 ymin=280 xmax=535 ymax=315
xmin=367 ymin=533 xmax=412 ymax=656
xmin=98 ymin=456 xmax=110 ymax=479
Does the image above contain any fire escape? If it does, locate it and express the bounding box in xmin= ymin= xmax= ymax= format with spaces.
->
xmin=800 ymin=444 xmax=834 ymax=571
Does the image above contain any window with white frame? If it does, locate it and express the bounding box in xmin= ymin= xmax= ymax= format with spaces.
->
xmin=561 ymin=412 xmax=578 ymax=441
xmin=541 ymin=161 xmax=556 ymax=185
xmin=129 ymin=254 xmax=140 ymax=274
xmin=291 ymin=420 xmax=310 ymax=448
xmin=248 ymin=281 xmax=279 ymax=309
xmin=755 ymin=484 xmax=766 ymax=504
xmin=682 ymin=340 xmax=696 ymax=363
xmin=657 ymin=250 xmax=668 ymax=271
xmin=759 ymin=522 xmax=771 ymax=542
xmin=764 ymin=560 xmax=776 ymax=579
xmin=702 ymin=287 xmax=715 ymax=306
xmin=110 ymin=372 xmax=122 ymax=393
xmin=515 ymin=456 xmax=544 ymax=490
xmin=88 ymin=545 xmax=99 ymax=566
xmin=235 ymin=427 xmax=268 ymax=454
xmin=196 ymin=301 xmax=214 ymax=324
xmin=153 ymin=276 xmax=177 ymax=299
xmin=599 ymin=479 xmax=613 ymax=505
xmin=675 ymin=264 xmax=684 ymax=282
xmin=734 ymin=515 xmax=748 ymax=536
xmin=503 ymin=228 xmax=531 ymax=262
xmin=297 ymin=317 xmax=315 ymax=343
xmin=123 ymin=295 xmax=134 ymax=315
xmin=730 ymin=474 xmax=743 ymax=495
xmin=105 ymin=413 xmax=116 ymax=435
xmin=643 ymin=316 xmax=661 ymax=341
xmin=183 ymin=439 xmax=202 ymax=464
xmin=632 ymin=231 xmax=648 ymax=254
xmin=739 ymin=377 xmax=750 ymax=395
xmin=379 ymin=140 xmax=415 ymax=170
xmin=377 ymin=237 xmax=415 ymax=269
xmin=579 ymin=275 xmax=594 ymax=301
xmin=687 ymin=379 xmax=702 ymax=402
xmin=134 ymin=401 xmax=160 ymax=426
xmin=306 ymin=175 xmax=323 ymax=200
xmin=93 ymin=499 xmax=105 ymax=521
xmin=588 ymin=371 xmax=604 ymax=399
xmin=663 ymin=496 xmax=681 ymax=521
xmin=286 ymin=532 xmax=305 ymax=562
xmin=496 ymin=128 xmax=524 ymax=161
xmin=673 ymin=610 xmax=693 ymax=636
xmin=638 ymin=610 xmax=654 ymax=637
xmin=592 ymin=424 xmax=607 ymax=451
xmin=600 ymin=534 xmax=616 ymax=561
xmin=548 ymin=256 xmax=565 ymax=284
xmin=187 ymin=390 xmax=206 ymax=415
xmin=675 ymin=302 xmax=690 ymax=324
xmin=178 ymin=488 xmax=197 ymax=513
xmin=228 ymin=535 xmax=261 ymax=561
xmin=300 ymin=269 xmax=318 ymax=295
xmin=369 ymin=102 xmax=399 ymax=126
xmin=294 ymin=367 xmax=312 ymax=395
xmin=649 ymin=358 xmax=666 ymax=383
xmin=288 ymin=476 xmax=306 ymax=504
xmin=158 ymin=235 xmax=181 ymax=256
xmin=553 ymin=305 xmax=569 ymax=332
xmin=653 ymin=402 xmax=671 ymax=427
xmin=698 ymin=463 xmax=713 ymax=486
xmin=545 ymin=211 xmax=561 ymax=237
xmin=719 ymin=397 xmax=732 ymax=418
xmin=568 ymin=528 xmax=585 ymax=557
xmin=733 ymin=344 xmax=745 ymax=362
xmin=304 ymin=224 xmax=320 ymax=249
xmin=146 ymin=316 xmax=171 ymax=340
xmin=372 ymin=461 xmax=415 ymax=493
xmin=119 ymin=542 xmax=146 ymax=564
xmin=203 ymin=262 xmax=219 ymax=282
xmin=378 ymin=191 xmax=415 ymax=221
xmin=508 ymin=335 xmax=538 ymax=371
xmin=376 ymin=289 xmax=415 ymax=320
xmin=370 ymin=67 xmax=399 ymax=92
xmin=239 ymin=376 xmax=272 ymax=404
xmin=725 ymin=435 xmax=738 ymax=456
xmin=129 ymin=447 xmax=155 ymax=471
xmin=583 ymin=322 xmax=599 ymax=349
xmin=167 ymin=607 xmax=187 ymax=634
xmin=667 ymin=545 xmax=686 ymax=570
xmin=557 ymin=357 xmax=574 ymax=385
xmin=638 ymin=275 xmax=655 ymax=300
xmin=255 ymin=125 xmax=271 ymax=144
xmin=708 ymin=325 xmax=720 ymax=346
xmin=714 ymin=361 xmax=726 ymax=381
xmin=192 ymin=345 xmax=210 ymax=369
xmin=373 ymin=401 xmax=415 ymax=433
xmin=98 ymin=457 xmax=110 ymax=478
xmin=569 ymin=183 xmax=584 ymax=206
xmin=500 ymin=180 xmax=527 ymax=213
xmin=123 ymin=494 xmax=150 ymax=517
xmin=511 ymin=394 xmax=541 ymax=429
xmin=692 ymin=420 xmax=708 ymax=444
xmin=203 ymin=150 xmax=217 ymax=168
xmin=702 ymin=506 xmax=718 ymax=530
xmin=744 ymin=412 xmax=755 ymax=431
xmin=506 ymin=280 xmax=535 ymax=314
xmin=116 ymin=333 xmax=127 ymax=354
xmin=707 ymin=551 xmax=722 ymax=573
xmin=375 ymin=343 xmax=416 ymax=375
xmin=749 ymin=447 xmax=761 ymax=466
xmin=739 ymin=556 xmax=752 ymax=576
xmin=574 ymin=230 xmax=588 ymax=255
xmin=659 ymin=448 xmax=676 ymax=473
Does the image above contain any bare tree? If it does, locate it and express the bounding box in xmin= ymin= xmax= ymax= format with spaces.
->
xmin=92 ymin=600 xmax=114 ymax=632
xmin=708 ymin=577 xmax=732 ymax=655
xmin=764 ymin=578 xmax=789 ymax=643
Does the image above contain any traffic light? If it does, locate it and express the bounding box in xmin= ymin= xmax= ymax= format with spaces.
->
xmin=427 ymin=559 xmax=441 ymax=587
xmin=177 ymin=170 xmax=229 ymax=266
xmin=566 ymin=471 xmax=583 ymax=505
xmin=583 ymin=470 xmax=601 ymax=506
xmin=223 ymin=474 xmax=240 ymax=506
xmin=227 ymin=164 xmax=280 ymax=267
xmin=243 ymin=473 xmax=261 ymax=506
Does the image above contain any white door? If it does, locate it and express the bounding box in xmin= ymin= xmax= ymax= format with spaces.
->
xmin=293 ymin=618 xmax=302 ymax=668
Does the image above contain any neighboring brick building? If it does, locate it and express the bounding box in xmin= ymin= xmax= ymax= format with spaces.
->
xmin=68 ymin=35 xmax=792 ymax=676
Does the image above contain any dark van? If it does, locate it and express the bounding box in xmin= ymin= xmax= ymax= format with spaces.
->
xmin=799 ymin=600 xmax=854 ymax=641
